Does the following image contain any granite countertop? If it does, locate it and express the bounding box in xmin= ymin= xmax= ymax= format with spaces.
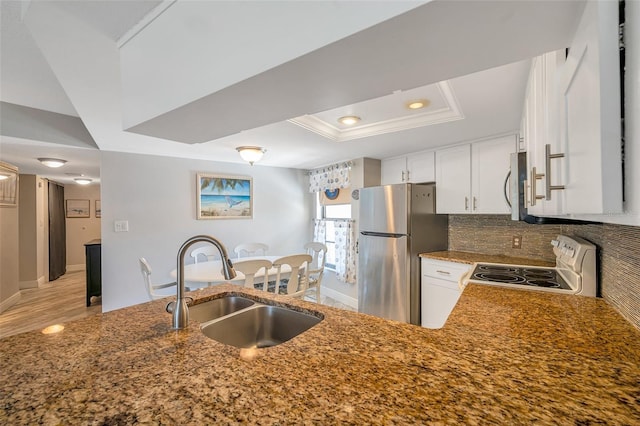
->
xmin=1 ymin=283 xmax=639 ymax=424
xmin=421 ymin=250 xmax=556 ymax=267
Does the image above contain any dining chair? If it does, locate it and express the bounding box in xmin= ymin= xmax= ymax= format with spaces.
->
xmin=139 ymin=257 xmax=189 ymax=301
xmin=190 ymin=246 xmax=219 ymax=264
xmin=232 ymin=259 xmax=273 ymax=291
xmin=234 ymin=242 xmax=269 ymax=259
xmin=272 ymin=254 xmax=312 ymax=298
xmin=304 ymin=242 xmax=328 ymax=302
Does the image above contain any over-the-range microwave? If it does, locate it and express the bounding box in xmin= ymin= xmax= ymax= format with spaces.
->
xmin=507 ymin=152 xmax=585 ymax=225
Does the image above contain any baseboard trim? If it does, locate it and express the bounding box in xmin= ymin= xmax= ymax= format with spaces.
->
xmin=19 ymin=279 xmax=39 ymax=289
xmin=66 ymin=264 xmax=85 ymax=272
xmin=37 ymin=276 xmax=46 ymax=287
xmin=322 ymin=286 xmax=358 ymax=309
xmin=0 ymin=291 xmax=21 ymax=314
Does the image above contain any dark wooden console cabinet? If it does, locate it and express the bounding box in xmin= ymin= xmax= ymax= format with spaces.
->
xmin=85 ymin=239 xmax=102 ymax=306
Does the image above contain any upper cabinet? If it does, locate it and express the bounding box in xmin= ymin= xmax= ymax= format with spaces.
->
xmin=381 ymin=151 xmax=435 ymax=185
xmin=436 ymin=135 xmax=516 ymax=214
xmin=523 ymin=0 xmax=623 ymax=216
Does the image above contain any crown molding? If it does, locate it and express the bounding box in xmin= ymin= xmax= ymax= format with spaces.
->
xmin=288 ymin=80 xmax=464 ymax=142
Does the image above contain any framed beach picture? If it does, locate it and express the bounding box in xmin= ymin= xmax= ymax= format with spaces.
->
xmin=0 ymin=162 xmax=19 ymax=207
xmin=197 ymin=173 xmax=252 ymax=220
xmin=95 ymin=200 xmax=101 ymax=218
xmin=66 ymin=199 xmax=90 ymax=218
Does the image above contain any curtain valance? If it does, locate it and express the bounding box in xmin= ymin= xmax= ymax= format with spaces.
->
xmin=308 ymin=162 xmax=351 ymax=193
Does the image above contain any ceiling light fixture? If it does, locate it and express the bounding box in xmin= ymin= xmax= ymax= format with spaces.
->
xmin=38 ymin=158 xmax=67 ymax=168
xmin=337 ymin=116 xmax=361 ymax=126
xmin=236 ymin=146 xmax=266 ymax=165
xmin=74 ymin=178 xmax=92 ymax=185
xmin=406 ymin=99 xmax=430 ymax=110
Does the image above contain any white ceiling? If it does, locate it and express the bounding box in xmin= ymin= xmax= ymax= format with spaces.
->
xmin=0 ymin=0 xmax=586 ymax=185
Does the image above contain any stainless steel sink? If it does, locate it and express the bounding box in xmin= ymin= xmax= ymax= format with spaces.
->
xmin=189 ymin=296 xmax=255 ymax=323
xmin=200 ymin=304 xmax=321 ymax=348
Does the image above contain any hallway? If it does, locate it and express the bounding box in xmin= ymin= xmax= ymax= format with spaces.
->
xmin=0 ymin=271 xmax=101 ymax=340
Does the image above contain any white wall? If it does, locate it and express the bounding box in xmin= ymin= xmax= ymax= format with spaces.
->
xmin=64 ymin=182 xmax=101 ymax=271
xmin=100 ymin=151 xmax=313 ymax=311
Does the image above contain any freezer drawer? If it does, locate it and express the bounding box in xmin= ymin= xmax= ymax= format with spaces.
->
xmin=357 ymin=233 xmax=409 ymax=323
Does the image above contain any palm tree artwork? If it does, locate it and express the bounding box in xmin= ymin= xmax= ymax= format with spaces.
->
xmin=197 ymin=174 xmax=252 ymax=219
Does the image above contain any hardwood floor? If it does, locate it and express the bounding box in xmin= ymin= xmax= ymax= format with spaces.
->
xmin=0 ymin=271 xmax=101 ymax=340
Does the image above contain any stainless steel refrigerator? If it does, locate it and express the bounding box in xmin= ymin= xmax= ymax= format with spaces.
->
xmin=357 ymin=183 xmax=448 ymax=325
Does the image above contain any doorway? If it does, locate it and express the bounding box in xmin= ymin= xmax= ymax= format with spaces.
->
xmin=48 ymin=181 xmax=66 ymax=281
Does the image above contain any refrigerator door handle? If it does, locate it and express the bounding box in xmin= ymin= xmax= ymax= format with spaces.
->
xmin=360 ymin=231 xmax=406 ymax=238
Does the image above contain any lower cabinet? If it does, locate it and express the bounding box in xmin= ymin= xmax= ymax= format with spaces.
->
xmin=85 ymin=239 xmax=102 ymax=306
xmin=421 ymin=258 xmax=470 ymax=329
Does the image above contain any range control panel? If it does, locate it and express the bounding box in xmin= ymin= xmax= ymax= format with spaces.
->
xmin=551 ymin=235 xmax=596 ymax=272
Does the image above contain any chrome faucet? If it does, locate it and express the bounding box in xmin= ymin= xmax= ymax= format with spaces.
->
xmin=169 ymin=235 xmax=236 ymax=329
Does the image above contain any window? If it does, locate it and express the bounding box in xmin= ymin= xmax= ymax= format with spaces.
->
xmin=322 ymin=203 xmax=351 ymax=270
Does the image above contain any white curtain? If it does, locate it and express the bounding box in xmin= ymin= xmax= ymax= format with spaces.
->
xmin=334 ymin=220 xmax=357 ymax=284
xmin=308 ymin=162 xmax=351 ymax=193
xmin=313 ymin=219 xmax=326 ymax=245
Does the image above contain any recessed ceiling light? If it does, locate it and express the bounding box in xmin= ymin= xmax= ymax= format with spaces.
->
xmin=74 ymin=178 xmax=92 ymax=185
xmin=406 ymin=99 xmax=430 ymax=110
xmin=38 ymin=158 xmax=67 ymax=168
xmin=337 ymin=116 xmax=361 ymax=126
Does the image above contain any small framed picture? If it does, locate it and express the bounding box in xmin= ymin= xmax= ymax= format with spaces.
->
xmin=196 ymin=173 xmax=253 ymax=220
xmin=95 ymin=200 xmax=101 ymax=218
xmin=66 ymin=199 xmax=90 ymax=218
xmin=0 ymin=162 xmax=19 ymax=207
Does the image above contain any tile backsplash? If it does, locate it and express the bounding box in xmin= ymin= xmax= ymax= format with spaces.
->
xmin=449 ymin=215 xmax=640 ymax=330
xmin=448 ymin=215 xmax=562 ymax=261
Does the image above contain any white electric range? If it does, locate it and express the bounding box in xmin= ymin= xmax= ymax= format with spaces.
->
xmin=461 ymin=235 xmax=597 ymax=297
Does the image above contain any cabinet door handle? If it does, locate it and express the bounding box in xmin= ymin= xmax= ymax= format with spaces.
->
xmin=545 ymin=144 xmax=565 ymax=200
xmin=401 ymin=171 xmax=405 ymax=182
xmin=530 ymin=167 xmax=545 ymax=206
xmin=406 ymin=170 xmax=410 ymax=182
xmin=464 ymin=196 xmax=469 ymax=211
xmin=436 ymin=270 xmax=451 ymax=275
xmin=473 ymin=196 xmax=477 ymax=211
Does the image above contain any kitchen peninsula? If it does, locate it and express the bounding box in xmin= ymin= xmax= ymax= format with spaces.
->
xmin=1 ymin=283 xmax=639 ymax=424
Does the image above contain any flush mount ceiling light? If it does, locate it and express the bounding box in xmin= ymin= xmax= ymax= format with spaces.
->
xmin=74 ymin=178 xmax=92 ymax=185
xmin=406 ymin=99 xmax=430 ymax=110
xmin=38 ymin=158 xmax=67 ymax=168
xmin=337 ymin=116 xmax=361 ymax=126
xmin=236 ymin=146 xmax=266 ymax=165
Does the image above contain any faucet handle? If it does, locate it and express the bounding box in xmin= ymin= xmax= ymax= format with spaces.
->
xmin=166 ymin=297 xmax=193 ymax=314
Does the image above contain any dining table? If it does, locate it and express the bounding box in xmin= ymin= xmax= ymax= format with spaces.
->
xmin=169 ymin=255 xmax=292 ymax=287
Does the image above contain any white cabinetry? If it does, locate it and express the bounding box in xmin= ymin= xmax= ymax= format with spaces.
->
xmin=435 ymin=135 xmax=515 ymax=214
xmin=522 ymin=0 xmax=623 ymax=217
xmin=560 ymin=0 xmax=622 ymax=215
xmin=381 ymin=151 xmax=435 ymax=185
xmin=421 ymin=258 xmax=469 ymax=329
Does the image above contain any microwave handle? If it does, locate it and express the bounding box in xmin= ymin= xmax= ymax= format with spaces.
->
xmin=503 ymin=170 xmax=511 ymax=208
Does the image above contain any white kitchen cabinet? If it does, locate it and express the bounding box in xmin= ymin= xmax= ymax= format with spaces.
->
xmin=559 ymin=0 xmax=622 ymax=215
xmin=381 ymin=151 xmax=435 ymax=185
xmin=522 ymin=1 xmax=623 ymax=217
xmin=421 ymin=258 xmax=469 ymax=329
xmin=435 ymin=135 xmax=515 ymax=214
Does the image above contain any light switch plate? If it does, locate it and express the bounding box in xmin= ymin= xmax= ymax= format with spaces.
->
xmin=114 ymin=220 xmax=129 ymax=232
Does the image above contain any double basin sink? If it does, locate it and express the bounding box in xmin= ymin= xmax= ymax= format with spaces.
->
xmin=189 ymin=295 xmax=322 ymax=348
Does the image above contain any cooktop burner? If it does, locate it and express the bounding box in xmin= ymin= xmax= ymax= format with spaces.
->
xmin=470 ymin=264 xmax=571 ymax=290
